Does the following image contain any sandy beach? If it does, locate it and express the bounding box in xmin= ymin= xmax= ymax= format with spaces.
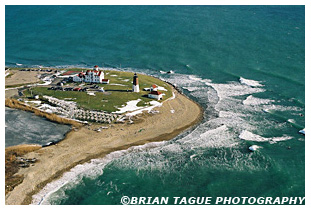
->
xmin=5 ymin=69 xmax=45 ymax=87
xmin=5 ymin=89 xmax=203 ymax=205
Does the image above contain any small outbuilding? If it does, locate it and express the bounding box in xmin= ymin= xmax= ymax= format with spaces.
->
xmin=102 ymin=79 xmax=110 ymax=84
xmin=148 ymin=91 xmax=163 ymax=100
xmin=151 ymin=84 xmax=158 ymax=91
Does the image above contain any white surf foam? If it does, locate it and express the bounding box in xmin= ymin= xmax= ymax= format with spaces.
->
xmin=182 ymin=86 xmax=200 ymax=92
xmin=239 ymin=130 xmax=293 ymax=143
xmin=32 ymin=157 xmax=117 ymax=204
xmin=176 ymin=124 xmax=238 ymax=149
xmin=239 ymin=77 xmax=264 ymax=87
xmin=243 ymin=95 xmax=275 ymax=106
xmin=31 ymin=140 xmax=167 ymax=205
xmin=169 ymin=73 xmax=297 ymax=147
xmin=287 ymin=119 xmax=296 ymax=124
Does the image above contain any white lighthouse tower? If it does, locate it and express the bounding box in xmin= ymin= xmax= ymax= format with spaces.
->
xmin=132 ymin=73 xmax=139 ymax=92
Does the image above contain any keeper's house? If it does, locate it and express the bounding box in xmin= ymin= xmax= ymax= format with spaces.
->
xmin=148 ymin=91 xmax=163 ymax=100
xmin=73 ymin=65 xmax=105 ymax=84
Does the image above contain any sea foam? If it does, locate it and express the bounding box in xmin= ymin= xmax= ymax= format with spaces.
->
xmin=243 ymin=95 xmax=275 ymax=106
xmin=239 ymin=130 xmax=293 ymax=143
xmin=239 ymin=77 xmax=264 ymax=87
xmin=31 ymin=140 xmax=167 ymax=205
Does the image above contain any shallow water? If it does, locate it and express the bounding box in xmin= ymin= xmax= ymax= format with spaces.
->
xmin=5 ymin=107 xmax=71 ymax=147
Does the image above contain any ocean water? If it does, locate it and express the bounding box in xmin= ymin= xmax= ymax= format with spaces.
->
xmin=5 ymin=5 xmax=305 ymax=204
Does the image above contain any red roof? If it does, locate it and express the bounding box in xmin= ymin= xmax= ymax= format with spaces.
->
xmin=152 ymin=84 xmax=157 ymax=89
xmin=62 ymin=70 xmax=81 ymax=76
xmin=102 ymin=79 xmax=109 ymax=81
xmin=94 ymin=65 xmax=98 ymax=67
xmin=150 ymin=91 xmax=162 ymax=95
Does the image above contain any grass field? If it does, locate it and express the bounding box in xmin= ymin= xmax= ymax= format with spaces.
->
xmin=23 ymin=69 xmax=172 ymax=113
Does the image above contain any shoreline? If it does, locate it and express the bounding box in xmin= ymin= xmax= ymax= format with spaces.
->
xmin=5 ymin=98 xmax=82 ymax=128
xmin=5 ymin=87 xmax=203 ymax=205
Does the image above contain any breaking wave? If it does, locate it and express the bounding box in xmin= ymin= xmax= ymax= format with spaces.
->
xmin=239 ymin=77 xmax=264 ymax=87
xmin=239 ymin=130 xmax=293 ymax=143
xmin=32 ymin=141 xmax=167 ymax=204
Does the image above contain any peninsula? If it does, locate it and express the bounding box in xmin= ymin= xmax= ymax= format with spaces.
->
xmin=5 ymin=66 xmax=203 ymax=205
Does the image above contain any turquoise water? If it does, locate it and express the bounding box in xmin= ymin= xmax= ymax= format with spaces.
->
xmin=6 ymin=5 xmax=305 ymax=204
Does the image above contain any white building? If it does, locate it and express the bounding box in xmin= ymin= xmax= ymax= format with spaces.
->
xmin=143 ymin=84 xmax=158 ymax=92
xmin=73 ymin=72 xmax=85 ymax=82
xmin=132 ymin=73 xmax=139 ymax=92
xmin=73 ymin=65 xmax=105 ymax=84
xmin=150 ymin=84 xmax=158 ymax=91
xmin=148 ymin=91 xmax=163 ymax=100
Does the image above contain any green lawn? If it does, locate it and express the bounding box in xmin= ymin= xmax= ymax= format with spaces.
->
xmin=62 ymin=68 xmax=172 ymax=96
xmin=24 ymin=70 xmax=172 ymax=113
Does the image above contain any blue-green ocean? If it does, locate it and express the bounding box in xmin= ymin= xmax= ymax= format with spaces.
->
xmin=5 ymin=5 xmax=305 ymax=204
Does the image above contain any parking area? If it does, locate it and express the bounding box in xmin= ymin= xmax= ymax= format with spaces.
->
xmin=48 ymin=78 xmax=103 ymax=92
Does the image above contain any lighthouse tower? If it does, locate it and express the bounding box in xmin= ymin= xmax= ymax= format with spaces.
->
xmin=94 ymin=65 xmax=99 ymax=71
xmin=132 ymin=73 xmax=139 ymax=92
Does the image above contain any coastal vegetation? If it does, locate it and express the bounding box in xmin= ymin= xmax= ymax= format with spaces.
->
xmin=5 ymin=98 xmax=82 ymax=127
xmin=5 ymin=145 xmax=42 ymax=194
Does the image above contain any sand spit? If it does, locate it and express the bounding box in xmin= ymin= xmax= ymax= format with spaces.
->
xmin=5 ymin=90 xmax=203 ymax=205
